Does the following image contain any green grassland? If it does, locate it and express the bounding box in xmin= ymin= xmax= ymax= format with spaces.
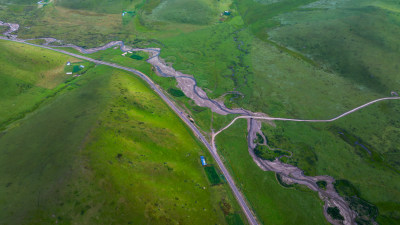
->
xmin=149 ymin=0 xmax=217 ymax=25
xmin=268 ymin=0 xmax=400 ymax=94
xmin=157 ymin=16 xmax=252 ymax=99
xmin=0 ymin=2 xmax=137 ymax=47
xmin=1 ymin=0 xmax=400 ymax=223
xmin=76 ymin=70 xmax=237 ymax=224
xmin=57 ymin=0 xmax=136 ymax=14
xmin=0 ymin=0 xmax=230 ymax=47
xmin=151 ymin=1 xmax=400 ymax=223
xmin=0 ymin=64 xmax=112 ymax=224
xmin=215 ymin=119 xmax=328 ymax=225
xmin=204 ymin=166 xmax=222 ymax=185
xmin=0 ymin=43 xmax=245 ymax=224
xmin=0 ymin=40 xmax=77 ymax=130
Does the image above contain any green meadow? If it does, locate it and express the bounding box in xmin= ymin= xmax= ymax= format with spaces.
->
xmin=1 ymin=0 xmax=400 ymax=223
xmin=150 ymin=1 xmax=400 ymax=223
xmin=215 ymin=119 xmax=328 ymax=225
xmin=0 ymin=42 xmax=245 ymax=224
xmin=0 ymin=39 xmax=77 ymax=130
xmin=268 ymin=0 xmax=400 ymax=94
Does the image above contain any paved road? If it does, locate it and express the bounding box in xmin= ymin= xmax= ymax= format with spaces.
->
xmin=2 ymin=38 xmax=259 ymax=225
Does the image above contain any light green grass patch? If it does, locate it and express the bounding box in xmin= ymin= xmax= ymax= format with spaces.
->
xmin=78 ymin=71 xmax=235 ymax=224
xmin=150 ymin=0 xmax=217 ymax=25
xmin=0 ymin=40 xmax=78 ymax=129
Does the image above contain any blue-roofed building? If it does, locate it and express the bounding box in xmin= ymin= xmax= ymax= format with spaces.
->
xmin=200 ymin=156 xmax=207 ymax=166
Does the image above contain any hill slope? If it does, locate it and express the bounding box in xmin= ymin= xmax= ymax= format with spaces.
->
xmin=0 ymin=41 xmax=240 ymax=224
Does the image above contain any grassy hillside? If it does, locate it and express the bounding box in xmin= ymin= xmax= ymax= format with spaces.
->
xmin=268 ymin=0 xmax=400 ymax=94
xmin=0 ymin=65 xmax=112 ymax=224
xmin=1 ymin=0 xmax=400 ymax=224
xmin=0 ymin=40 xmax=77 ymax=130
xmin=0 ymin=43 xmax=244 ymax=224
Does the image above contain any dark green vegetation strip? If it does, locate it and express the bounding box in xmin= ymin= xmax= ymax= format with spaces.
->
xmin=130 ymin=53 xmax=143 ymax=60
xmin=167 ymin=88 xmax=185 ymax=97
xmin=226 ymin=213 xmax=245 ymax=225
xmin=204 ymin=166 xmax=222 ymax=185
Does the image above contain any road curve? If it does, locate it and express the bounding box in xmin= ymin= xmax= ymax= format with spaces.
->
xmin=214 ymin=96 xmax=400 ymax=137
xmin=0 ymin=38 xmax=259 ymax=225
xmin=212 ymin=97 xmax=400 ymax=225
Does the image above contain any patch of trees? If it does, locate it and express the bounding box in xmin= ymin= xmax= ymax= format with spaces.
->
xmin=167 ymin=88 xmax=185 ymax=97
xmin=334 ymin=179 xmax=378 ymax=224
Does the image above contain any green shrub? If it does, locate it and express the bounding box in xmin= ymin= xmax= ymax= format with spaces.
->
xmin=254 ymin=145 xmax=289 ymax=161
xmin=334 ymin=179 xmax=360 ymax=197
xmin=316 ymin=180 xmax=327 ymax=190
xmin=167 ymin=88 xmax=185 ymax=97
xmin=204 ymin=166 xmax=221 ymax=185
xmin=225 ymin=213 xmax=245 ymax=225
xmin=130 ymin=54 xmax=143 ymax=60
xmin=327 ymin=207 xmax=344 ymax=221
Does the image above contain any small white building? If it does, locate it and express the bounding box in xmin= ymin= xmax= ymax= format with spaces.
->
xmin=79 ymin=65 xmax=85 ymax=68
xmin=66 ymin=72 xmax=72 ymax=75
xmin=66 ymin=61 xmax=71 ymax=66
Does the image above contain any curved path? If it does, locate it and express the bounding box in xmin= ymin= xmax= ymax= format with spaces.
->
xmin=214 ymin=97 xmax=400 ymax=137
